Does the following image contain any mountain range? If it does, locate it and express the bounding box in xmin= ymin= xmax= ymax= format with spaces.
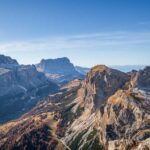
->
xmin=0 ymin=55 xmax=59 ymax=124
xmin=0 ymin=54 xmax=149 ymax=150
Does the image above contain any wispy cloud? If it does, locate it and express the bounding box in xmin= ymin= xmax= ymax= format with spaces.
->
xmin=138 ymin=21 xmax=150 ymax=25
xmin=0 ymin=31 xmax=150 ymax=53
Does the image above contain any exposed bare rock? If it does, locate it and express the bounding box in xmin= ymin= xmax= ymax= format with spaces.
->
xmin=36 ymin=57 xmax=84 ymax=84
xmin=0 ymin=65 xmax=150 ymax=150
xmin=0 ymin=55 xmax=59 ymax=124
xmin=108 ymin=138 xmax=150 ymax=150
xmin=130 ymin=66 xmax=150 ymax=91
xmin=84 ymin=65 xmax=129 ymax=109
xmin=0 ymin=54 xmax=18 ymax=66
xmin=62 ymin=65 xmax=150 ymax=149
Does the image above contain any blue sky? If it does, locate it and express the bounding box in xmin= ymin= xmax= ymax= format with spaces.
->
xmin=0 ymin=0 xmax=150 ymax=67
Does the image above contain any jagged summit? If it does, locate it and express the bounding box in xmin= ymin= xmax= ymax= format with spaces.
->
xmin=91 ymin=65 xmax=110 ymax=72
xmin=87 ymin=65 xmax=127 ymax=79
xmin=87 ymin=65 xmax=110 ymax=81
xmin=83 ymin=65 xmax=130 ymax=109
xmin=0 ymin=54 xmax=18 ymax=66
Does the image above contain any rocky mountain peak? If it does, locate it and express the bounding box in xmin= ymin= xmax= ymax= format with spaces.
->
xmin=36 ymin=57 xmax=84 ymax=84
xmin=0 ymin=54 xmax=18 ymax=66
xmin=91 ymin=65 xmax=110 ymax=72
xmin=37 ymin=57 xmax=76 ymax=74
xmin=84 ymin=65 xmax=129 ymax=107
xmin=130 ymin=66 xmax=150 ymax=91
xmin=86 ymin=65 xmax=110 ymax=81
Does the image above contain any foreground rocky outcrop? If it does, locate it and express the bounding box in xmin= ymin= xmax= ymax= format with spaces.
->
xmin=0 ymin=65 xmax=150 ymax=150
xmin=62 ymin=66 xmax=150 ymax=150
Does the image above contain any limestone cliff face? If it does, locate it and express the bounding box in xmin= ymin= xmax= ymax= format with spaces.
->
xmin=0 ymin=65 xmax=150 ymax=150
xmin=83 ymin=65 xmax=129 ymax=109
xmin=37 ymin=57 xmax=76 ymax=75
xmin=62 ymin=66 xmax=150 ymax=150
xmin=36 ymin=57 xmax=84 ymax=84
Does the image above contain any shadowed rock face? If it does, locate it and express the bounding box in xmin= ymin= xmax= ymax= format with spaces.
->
xmin=132 ymin=66 xmax=150 ymax=90
xmin=0 ymin=55 xmax=18 ymax=66
xmin=84 ymin=65 xmax=129 ymax=108
xmin=36 ymin=57 xmax=84 ymax=84
xmin=0 ymin=65 xmax=57 ymax=97
xmin=0 ymin=55 xmax=59 ymax=124
xmin=0 ymin=65 xmax=150 ymax=150
xmin=62 ymin=66 xmax=150 ymax=149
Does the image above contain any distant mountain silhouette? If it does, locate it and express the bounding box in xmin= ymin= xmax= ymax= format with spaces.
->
xmin=75 ymin=66 xmax=90 ymax=75
xmin=110 ymin=65 xmax=145 ymax=72
xmin=36 ymin=57 xmax=84 ymax=84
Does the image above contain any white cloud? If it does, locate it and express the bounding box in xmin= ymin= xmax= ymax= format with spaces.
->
xmin=0 ymin=31 xmax=150 ymax=53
